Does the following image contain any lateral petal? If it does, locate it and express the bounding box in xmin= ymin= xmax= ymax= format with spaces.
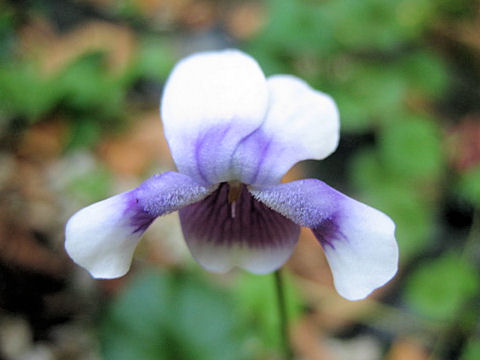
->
xmin=251 ymin=180 xmax=398 ymax=300
xmin=65 ymin=172 xmax=214 ymax=278
xmin=161 ymin=49 xmax=269 ymax=185
xmin=232 ymin=75 xmax=340 ymax=185
xmin=178 ymin=183 xmax=300 ymax=274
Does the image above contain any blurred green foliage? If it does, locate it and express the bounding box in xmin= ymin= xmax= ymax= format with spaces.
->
xmin=132 ymin=38 xmax=176 ymax=83
xmin=234 ymin=272 xmax=302 ymax=350
xmin=100 ymin=270 xmax=302 ymax=359
xmin=461 ymin=340 xmax=480 ymax=360
xmin=67 ymin=166 xmax=114 ymax=203
xmin=405 ymin=254 xmax=479 ymax=321
xmin=100 ymin=270 xmax=251 ymax=360
xmin=458 ymin=165 xmax=480 ymax=207
xmin=0 ymin=62 xmax=60 ymax=120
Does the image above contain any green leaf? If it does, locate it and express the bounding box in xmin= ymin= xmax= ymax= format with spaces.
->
xmin=66 ymin=117 xmax=103 ymax=150
xmin=56 ymin=52 xmax=124 ymax=120
xmin=0 ymin=62 xmax=60 ymax=121
xmin=332 ymin=66 xmax=407 ymax=132
xmin=322 ymin=0 xmax=435 ymax=51
xmin=379 ymin=115 xmax=444 ymax=180
xmin=398 ymin=51 xmax=449 ymax=98
xmin=133 ymin=39 xmax=175 ymax=82
xmin=457 ymin=165 xmax=480 ymax=208
xmin=100 ymin=270 xmax=250 ymax=360
xmin=233 ymin=272 xmax=302 ymax=350
xmin=461 ymin=339 xmax=480 ymax=360
xmin=405 ymin=254 xmax=479 ymax=321
xmin=67 ymin=166 xmax=113 ymax=203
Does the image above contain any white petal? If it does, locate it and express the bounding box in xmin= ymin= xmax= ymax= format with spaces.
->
xmin=318 ymin=202 xmax=398 ymax=300
xmin=251 ymin=179 xmax=398 ymax=300
xmin=65 ymin=191 xmax=148 ymax=279
xmin=232 ymin=75 xmax=340 ymax=185
xmin=65 ymin=171 xmax=214 ymax=279
xmin=264 ymin=75 xmax=340 ymax=160
xmin=161 ymin=49 xmax=269 ymax=184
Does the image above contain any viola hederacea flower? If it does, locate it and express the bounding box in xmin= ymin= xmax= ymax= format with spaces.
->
xmin=65 ymin=49 xmax=398 ymax=300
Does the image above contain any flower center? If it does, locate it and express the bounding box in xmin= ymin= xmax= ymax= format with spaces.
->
xmin=227 ymin=181 xmax=243 ymax=218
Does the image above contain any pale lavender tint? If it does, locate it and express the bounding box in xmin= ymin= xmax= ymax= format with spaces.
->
xmin=193 ymin=125 xmax=233 ymax=184
xmin=250 ymin=179 xmax=349 ymax=248
xmin=135 ymin=171 xmax=214 ymax=217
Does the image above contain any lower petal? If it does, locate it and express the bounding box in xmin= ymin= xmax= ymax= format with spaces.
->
xmin=178 ymin=183 xmax=300 ymax=274
xmin=65 ymin=171 xmax=215 ymax=278
xmin=65 ymin=190 xmax=153 ymax=279
xmin=251 ymin=180 xmax=398 ymax=300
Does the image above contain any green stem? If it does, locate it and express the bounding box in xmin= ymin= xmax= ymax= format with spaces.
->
xmin=274 ymin=269 xmax=293 ymax=360
xmin=462 ymin=208 xmax=480 ymax=262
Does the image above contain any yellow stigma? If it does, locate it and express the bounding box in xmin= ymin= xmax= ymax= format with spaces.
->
xmin=227 ymin=181 xmax=242 ymax=219
xmin=227 ymin=181 xmax=242 ymax=204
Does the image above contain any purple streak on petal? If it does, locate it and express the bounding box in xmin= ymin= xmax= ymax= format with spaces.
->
xmin=311 ymin=216 xmax=347 ymax=250
xmin=230 ymin=129 xmax=274 ymax=185
xmin=178 ymin=182 xmax=300 ymax=273
xmin=193 ymin=124 xmax=232 ymax=184
xmin=124 ymin=192 xmax=155 ymax=234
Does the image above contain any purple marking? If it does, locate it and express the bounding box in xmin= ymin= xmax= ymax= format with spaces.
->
xmin=194 ymin=125 xmax=232 ymax=184
xmin=232 ymin=128 xmax=274 ymax=184
xmin=311 ymin=214 xmax=347 ymax=250
xmin=124 ymin=191 xmax=155 ymax=234
xmin=179 ymin=182 xmax=300 ymax=250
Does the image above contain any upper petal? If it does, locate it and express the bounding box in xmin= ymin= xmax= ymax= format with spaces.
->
xmin=251 ymin=179 xmax=398 ymax=300
xmin=231 ymin=75 xmax=340 ymax=185
xmin=161 ymin=49 xmax=269 ymax=185
xmin=65 ymin=171 xmax=214 ymax=279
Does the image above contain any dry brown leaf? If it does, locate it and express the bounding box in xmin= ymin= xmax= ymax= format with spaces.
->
xmin=386 ymin=338 xmax=429 ymax=360
xmin=292 ymin=316 xmax=339 ymax=360
xmin=288 ymin=228 xmax=333 ymax=287
xmin=137 ymin=0 xmax=190 ymax=16
xmin=434 ymin=6 xmax=480 ymax=64
xmin=282 ymin=162 xmax=306 ymax=183
xmin=98 ymin=111 xmax=174 ymax=176
xmin=17 ymin=119 xmax=69 ymax=161
xmin=20 ymin=20 xmax=136 ymax=76
xmin=136 ymin=0 xmax=211 ymax=28
xmin=225 ymin=2 xmax=266 ymax=40
xmin=447 ymin=116 xmax=480 ymax=172
xmin=18 ymin=17 xmax=57 ymax=63
xmin=97 ymin=277 xmax=131 ymax=296
xmin=179 ymin=0 xmax=217 ymax=30
xmin=0 ymin=218 xmax=66 ymax=276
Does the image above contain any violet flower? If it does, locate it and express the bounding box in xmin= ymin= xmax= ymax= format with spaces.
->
xmin=65 ymin=49 xmax=398 ymax=300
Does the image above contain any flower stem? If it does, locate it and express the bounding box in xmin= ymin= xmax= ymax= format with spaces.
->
xmin=274 ymin=269 xmax=293 ymax=360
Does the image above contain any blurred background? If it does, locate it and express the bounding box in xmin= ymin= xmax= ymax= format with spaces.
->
xmin=0 ymin=0 xmax=479 ymax=359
